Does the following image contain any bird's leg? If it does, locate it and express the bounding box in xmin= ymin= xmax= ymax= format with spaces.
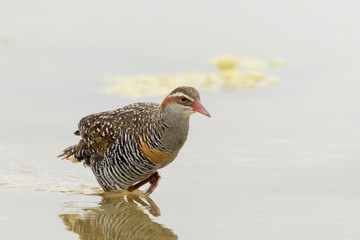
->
xmin=127 ymin=177 xmax=152 ymax=192
xmin=145 ymin=171 xmax=161 ymax=195
xmin=127 ymin=171 xmax=161 ymax=196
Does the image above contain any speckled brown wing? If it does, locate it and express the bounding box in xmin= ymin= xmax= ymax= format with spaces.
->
xmin=78 ymin=110 xmax=120 ymax=157
xmin=78 ymin=103 xmax=160 ymax=157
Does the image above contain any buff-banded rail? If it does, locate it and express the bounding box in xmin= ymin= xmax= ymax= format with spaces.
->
xmin=58 ymin=86 xmax=211 ymax=195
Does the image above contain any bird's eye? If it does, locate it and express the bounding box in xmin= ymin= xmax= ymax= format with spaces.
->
xmin=180 ymin=97 xmax=187 ymax=103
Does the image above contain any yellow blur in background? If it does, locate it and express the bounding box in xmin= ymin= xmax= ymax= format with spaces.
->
xmin=101 ymin=56 xmax=283 ymax=98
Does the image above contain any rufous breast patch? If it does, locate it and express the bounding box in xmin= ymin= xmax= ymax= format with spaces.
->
xmin=139 ymin=139 xmax=179 ymax=163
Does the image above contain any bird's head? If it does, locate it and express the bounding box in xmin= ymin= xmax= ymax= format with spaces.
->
xmin=161 ymin=86 xmax=211 ymax=118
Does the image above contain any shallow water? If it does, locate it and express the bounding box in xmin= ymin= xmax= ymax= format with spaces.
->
xmin=1 ymin=83 xmax=359 ymax=239
xmin=1 ymin=1 xmax=360 ymax=239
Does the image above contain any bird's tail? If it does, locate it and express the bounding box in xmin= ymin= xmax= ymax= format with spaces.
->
xmin=57 ymin=144 xmax=81 ymax=163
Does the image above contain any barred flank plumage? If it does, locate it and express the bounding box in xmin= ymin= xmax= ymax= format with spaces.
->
xmin=93 ymin=128 xmax=159 ymax=191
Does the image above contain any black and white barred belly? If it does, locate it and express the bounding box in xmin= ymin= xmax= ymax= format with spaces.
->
xmin=90 ymin=128 xmax=157 ymax=192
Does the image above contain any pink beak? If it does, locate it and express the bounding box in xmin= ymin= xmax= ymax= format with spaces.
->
xmin=192 ymin=100 xmax=211 ymax=118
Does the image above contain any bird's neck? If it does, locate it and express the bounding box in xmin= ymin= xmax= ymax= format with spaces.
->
xmin=159 ymin=105 xmax=190 ymax=152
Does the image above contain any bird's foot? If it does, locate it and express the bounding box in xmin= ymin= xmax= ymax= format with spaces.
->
xmin=127 ymin=171 xmax=161 ymax=196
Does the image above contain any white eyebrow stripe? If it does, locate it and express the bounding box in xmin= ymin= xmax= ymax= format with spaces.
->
xmin=168 ymin=92 xmax=194 ymax=101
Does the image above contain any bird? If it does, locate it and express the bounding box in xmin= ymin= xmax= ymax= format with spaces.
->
xmin=58 ymin=86 xmax=210 ymax=195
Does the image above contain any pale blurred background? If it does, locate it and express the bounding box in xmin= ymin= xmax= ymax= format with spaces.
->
xmin=0 ymin=1 xmax=359 ymax=240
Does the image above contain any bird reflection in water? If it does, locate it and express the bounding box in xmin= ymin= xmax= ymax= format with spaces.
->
xmin=60 ymin=191 xmax=177 ymax=240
